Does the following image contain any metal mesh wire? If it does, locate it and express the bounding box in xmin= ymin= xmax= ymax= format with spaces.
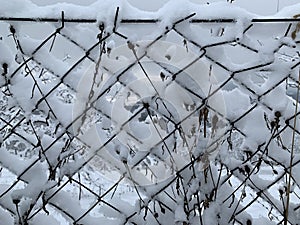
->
xmin=0 ymin=6 xmax=300 ymax=225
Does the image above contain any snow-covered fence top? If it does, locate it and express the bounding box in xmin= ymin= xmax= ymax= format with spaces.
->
xmin=0 ymin=1 xmax=300 ymax=224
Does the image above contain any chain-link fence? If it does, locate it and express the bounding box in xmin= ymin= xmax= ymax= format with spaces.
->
xmin=0 ymin=3 xmax=300 ymax=225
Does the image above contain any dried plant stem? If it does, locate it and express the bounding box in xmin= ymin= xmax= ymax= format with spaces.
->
xmin=284 ymin=69 xmax=300 ymax=225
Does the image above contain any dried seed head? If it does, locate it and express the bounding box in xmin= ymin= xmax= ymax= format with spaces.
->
xmin=275 ymin=111 xmax=281 ymax=118
xmin=98 ymin=22 xmax=105 ymax=31
xmin=2 ymin=63 xmax=8 ymax=75
xmin=244 ymin=165 xmax=250 ymax=174
xmin=127 ymin=41 xmax=135 ymax=50
xmin=13 ymin=198 xmax=20 ymax=205
xmin=9 ymin=25 xmax=16 ymax=34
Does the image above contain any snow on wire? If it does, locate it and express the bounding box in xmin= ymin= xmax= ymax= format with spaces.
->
xmin=0 ymin=1 xmax=300 ymax=225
